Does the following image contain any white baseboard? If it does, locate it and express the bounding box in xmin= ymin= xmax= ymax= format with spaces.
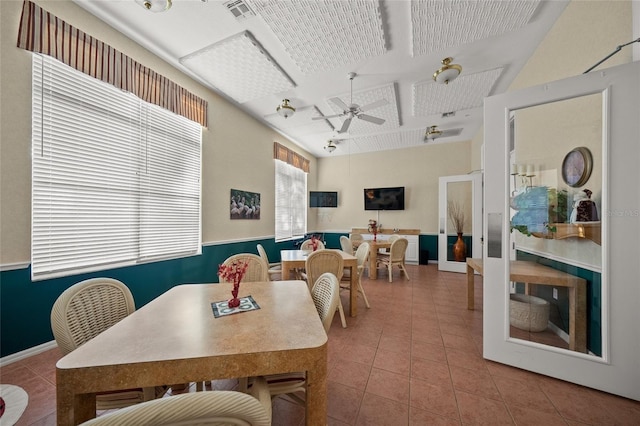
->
xmin=547 ymin=321 xmax=570 ymax=344
xmin=0 ymin=340 xmax=58 ymax=367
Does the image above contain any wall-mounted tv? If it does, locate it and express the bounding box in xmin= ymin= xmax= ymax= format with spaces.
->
xmin=309 ymin=191 xmax=338 ymax=208
xmin=364 ymin=187 xmax=405 ymax=211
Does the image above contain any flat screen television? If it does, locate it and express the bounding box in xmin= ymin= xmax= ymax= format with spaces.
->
xmin=364 ymin=187 xmax=405 ymax=210
xmin=309 ymin=191 xmax=338 ymax=208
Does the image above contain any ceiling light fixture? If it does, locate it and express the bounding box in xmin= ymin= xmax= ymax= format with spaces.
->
xmin=277 ymin=99 xmax=296 ymax=119
xmin=433 ymin=57 xmax=462 ymax=85
xmin=425 ymin=125 xmax=442 ymax=142
xmin=324 ymin=140 xmax=337 ymax=153
xmin=136 ymin=0 xmax=172 ymax=12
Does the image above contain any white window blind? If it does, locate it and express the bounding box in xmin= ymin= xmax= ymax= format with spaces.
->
xmin=31 ymin=54 xmax=202 ymax=280
xmin=274 ymin=160 xmax=307 ymax=241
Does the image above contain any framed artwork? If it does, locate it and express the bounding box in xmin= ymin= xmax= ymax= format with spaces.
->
xmin=230 ymin=189 xmax=260 ymax=220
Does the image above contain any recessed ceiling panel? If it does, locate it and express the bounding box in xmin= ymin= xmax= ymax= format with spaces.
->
xmin=411 ymin=0 xmax=540 ymax=56
xmin=328 ymin=83 xmax=399 ymax=134
xmin=250 ymin=0 xmax=386 ymax=74
xmin=412 ymin=68 xmax=503 ymax=116
xmin=179 ymin=31 xmax=295 ymax=103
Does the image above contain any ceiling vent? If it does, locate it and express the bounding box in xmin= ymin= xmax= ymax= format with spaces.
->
xmin=223 ymin=0 xmax=255 ymax=21
xmin=441 ymin=111 xmax=456 ymax=118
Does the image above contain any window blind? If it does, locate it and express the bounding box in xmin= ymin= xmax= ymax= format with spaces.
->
xmin=31 ymin=54 xmax=202 ymax=280
xmin=274 ymin=160 xmax=307 ymax=241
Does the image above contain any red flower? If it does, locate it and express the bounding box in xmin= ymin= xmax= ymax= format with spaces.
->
xmin=218 ymin=260 xmax=249 ymax=284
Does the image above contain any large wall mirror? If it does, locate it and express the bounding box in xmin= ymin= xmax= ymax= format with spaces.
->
xmin=508 ymin=92 xmax=604 ymax=357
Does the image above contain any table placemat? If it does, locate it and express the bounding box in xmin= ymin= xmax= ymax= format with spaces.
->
xmin=211 ymin=295 xmax=260 ymax=318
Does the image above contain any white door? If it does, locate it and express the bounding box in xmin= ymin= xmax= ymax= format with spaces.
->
xmin=438 ymin=173 xmax=482 ymax=273
xmin=483 ymin=61 xmax=639 ymax=400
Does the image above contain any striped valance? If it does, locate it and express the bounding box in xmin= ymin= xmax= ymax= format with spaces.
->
xmin=274 ymin=142 xmax=309 ymax=173
xmin=16 ymin=0 xmax=208 ymax=127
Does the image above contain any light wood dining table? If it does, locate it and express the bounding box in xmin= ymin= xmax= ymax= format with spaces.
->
xmin=56 ymin=281 xmax=328 ymax=425
xmin=353 ymin=239 xmax=392 ymax=280
xmin=281 ymin=249 xmax=359 ymax=317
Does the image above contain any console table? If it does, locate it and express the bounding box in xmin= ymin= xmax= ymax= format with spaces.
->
xmin=466 ymin=258 xmax=587 ymax=353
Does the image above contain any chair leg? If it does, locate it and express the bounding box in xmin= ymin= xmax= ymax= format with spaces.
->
xmin=358 ymin=278 xmax=370 ymax=308
xmin=337 ymin=300 xmax=347 ymax=328
xmin=388 ymin=263 xmax=393 ymax=282
xmin=400 ymin=264 xmax=410 ymax=280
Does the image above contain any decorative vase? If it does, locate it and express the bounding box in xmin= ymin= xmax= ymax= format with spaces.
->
xmin=228 ymin=282 xmax=241 ymax=308
xmin=453 ymin=233 xmax=466 ymax=262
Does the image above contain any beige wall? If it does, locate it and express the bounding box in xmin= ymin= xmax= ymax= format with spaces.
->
xmin=314 ymin=141 xmax=471 ymax=234
xmin=0 ymin=0 xmax=316 ymax=265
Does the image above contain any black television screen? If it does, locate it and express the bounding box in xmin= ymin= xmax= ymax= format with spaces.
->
xmin=364 ymin=187 xmax=405 ymax=210
xmin=309 ymin=191 xmax=338 ymax=208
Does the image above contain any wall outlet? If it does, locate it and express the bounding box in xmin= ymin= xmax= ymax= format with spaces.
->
xmin=553 ymin=288 xmax=558 ymax=300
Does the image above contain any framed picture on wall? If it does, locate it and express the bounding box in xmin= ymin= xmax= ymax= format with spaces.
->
xmin=230 ymin=189 xmax=260 ymax=220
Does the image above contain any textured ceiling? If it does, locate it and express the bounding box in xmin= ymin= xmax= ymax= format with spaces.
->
xmin=74 ymin=0 xmax=570 ymax=158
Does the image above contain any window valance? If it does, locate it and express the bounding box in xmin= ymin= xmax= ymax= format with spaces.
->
xmin=16 ymin=0 xmax=208 ymax=127
xmin=273 ymin=142 xmax=309 ymax=173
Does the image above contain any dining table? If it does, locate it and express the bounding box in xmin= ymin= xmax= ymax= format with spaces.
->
xmin=55 ymin=280 xmax=328 ymax=425
xmin=281 ymin=249 xmax=359 ymax=317
xmin=353 ymin=239 xmax=392 ymax=280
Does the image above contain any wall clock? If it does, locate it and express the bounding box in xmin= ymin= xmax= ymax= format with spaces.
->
xmin=561 ymin=147 xmax=593 ymax=187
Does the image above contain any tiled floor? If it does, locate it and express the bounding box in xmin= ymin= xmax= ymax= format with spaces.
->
xmin=2 ymin=264 xmax=639 ymax=425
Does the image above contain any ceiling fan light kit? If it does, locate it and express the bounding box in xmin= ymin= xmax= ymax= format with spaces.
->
xmin=433 ymin=57 xmax=462 ymax=84
xmin=136 ymin=0 xmax=172 ymax=12
xmin=276 ymin=99 xmax=295 ymax=118
xmin=324 ymin=141 xmax=337 ymax=153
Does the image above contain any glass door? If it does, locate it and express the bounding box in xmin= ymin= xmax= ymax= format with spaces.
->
xmin=438 ymin=173 xmax=482 ymax=273
xmin=483 ymin=61 xmax=639 ymax=400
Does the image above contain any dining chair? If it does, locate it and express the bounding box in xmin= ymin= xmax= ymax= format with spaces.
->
xmin=246 ymin=273 xmax=340 ymax=406
xmin=339 ymin=235 xmax=355 ymax=254
xmin=377 ymin=237 xmax=410 ymax=282
xmin=349 ymin=233 xmax=364 ymax=245
xmin=79 ymin=376 xmax=273 ymax=426
xmin=300 ymin=238 xmax=325 ymax=251
xmin=305 ymin=249 xmax=346 ymax=328
xmin=256 ymin=244 xmax=281 ymax=280
xmin=220 ymin=253 xmax=269 ymax=282
xmin=341 ymin=242 xmax=371 ymax=309
xmin=50 ymin=278 xmax=169 ymax=410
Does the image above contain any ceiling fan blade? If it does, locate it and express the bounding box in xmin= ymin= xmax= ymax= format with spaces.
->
xmin=357 ymin=114 xmax=385 ymax=125
xmin=359 ymin=99 xmax=388 ymax=112
xmin=312 ymin=113 xmax=343 ymax=120
xmin=338 ymin=117 xmax=352 ymax=133
xmin=329 ymin=97 xmax=350 ymax=112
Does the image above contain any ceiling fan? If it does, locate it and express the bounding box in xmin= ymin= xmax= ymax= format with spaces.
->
xmin=313 ymin=72 xmax=388 ymax=134
xmin=424 ymin=125 xmax=462 ymax=142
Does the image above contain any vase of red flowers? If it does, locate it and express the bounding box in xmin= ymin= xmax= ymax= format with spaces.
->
xmin=218 ymin=260 xmax=249 ymax=308
xmin=368 ymin=219 xmax=381 ymax=242
xmin=311 ymin=235 xmax=319 ymax=251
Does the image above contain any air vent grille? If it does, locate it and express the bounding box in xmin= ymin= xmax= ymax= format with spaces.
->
xmin=223 ymin=0 xmax=255 ymax=20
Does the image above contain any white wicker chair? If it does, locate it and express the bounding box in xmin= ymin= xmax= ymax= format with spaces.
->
xmin=341 ymin=242 xmax=371 ymax=309
xmin=377 ymin=238 xmax=410 ymax=282
xmin=300 ymin=238 xmax=325 ymax=251
xmin=79 ymin=377 xmax=273 ymax=426
xmin=339 ymin=235 xmax=354 ymax=254
xmin=256 ymin=244 xmax=281 ymax=281
xmin=220 ymin=253 xmax=269 ymax=283
xmin=50 ymin=278 xmax=168 ymax=410
xmin=305 ymin=249 xmax=346 ymax=328
xmin=247 ymin=273 xmax=340 ymax=406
